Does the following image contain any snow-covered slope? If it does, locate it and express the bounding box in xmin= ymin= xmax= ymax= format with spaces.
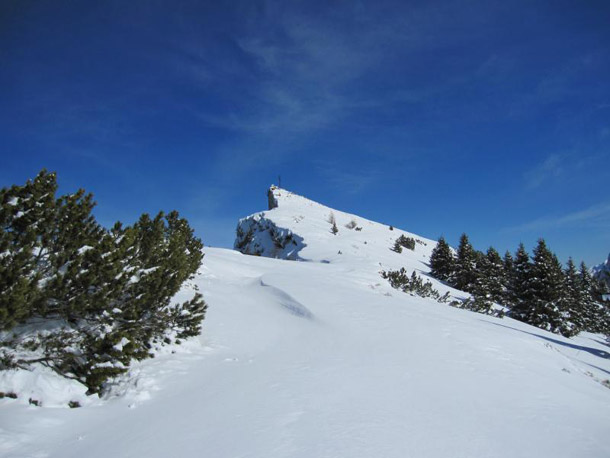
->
xmin=2 ymin=188 xmax=610 ymax=458
xmin=593 ymin=252 xmax=610 ymax=288
xmin=235 ymin=186 xmax=441 ymax=283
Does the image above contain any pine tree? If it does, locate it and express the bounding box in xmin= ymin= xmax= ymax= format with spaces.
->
xmin=513 ymin=239 xmax=565 ymax=334
xmin=0 ymin=170 xmax=207 ymax=394
xmin=510 ymin=243 xmax=532 ymax=322
xmin=502 ymin=250 xmax=515 ymax=306
xmin=580 ymin=262 xmax=610 ymax=335
xmin=560 ymin=258 xmax=584 ymax=337
xmin=479 ymin=247 xmax=505 ymax=303
xmin=455 ymin=233 xmax=477 ymax=292
xmin=471 ymin=250 xmax=489 ymax=298
xmin=429 ymin=236 xmax=455 ymax=283
xmin=0 ymin=170 xmax=57 ymax=329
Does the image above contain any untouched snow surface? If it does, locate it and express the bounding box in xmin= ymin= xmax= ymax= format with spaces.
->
xmin=2 ymin=188 xmax=610 ymax=457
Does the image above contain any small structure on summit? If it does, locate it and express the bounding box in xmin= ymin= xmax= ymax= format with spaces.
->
xmin=267 ymin=185 xmax=279 ymax=210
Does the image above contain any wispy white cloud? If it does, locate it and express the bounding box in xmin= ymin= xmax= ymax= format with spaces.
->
xmin=505 ymin=201 xmax=610 ymax=233
xmin=523 ymin=151 xmax=607 ymax=189
xmin=189 ymin=1 xmax=490 ymax=137
xmin=523 ymin=154 xmax=565 ymax=189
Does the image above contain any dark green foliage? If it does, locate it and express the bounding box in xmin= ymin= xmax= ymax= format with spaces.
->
xmin=426 ymin=232 xmax=610 ymax=337
xmin=508 ymin=243 xmax=532 ymax=313
xmin=455 ymin=234 xmax=478 ymax=292
xmin=429 ymin=236 xmax=455 ymax=282
xmin=580 ymin=262 xmax=610 ymax=335
xmin=459 ymin=293 xmax=503 ymax=317
xmin=474 ymin=247 xmax=505 ymax=303
xmin=382 ymin=268 xmax=503 ymax=317
xmin=381 ymin=268 xmax=449 ymax=302
xmin=0 ymin=171 xmax=206 ymax=394
xmin=391 ymin=235 xmax=415 ymax=253
xmin=0 ymin=170 xmax=56 ymax=329
xmin=502 ymin=251 xmax=515 ymax=306
xmin=561 ymin=258 xmax=585 ymax=335
xmin=509 ymin=240 xmax=566 ymax=334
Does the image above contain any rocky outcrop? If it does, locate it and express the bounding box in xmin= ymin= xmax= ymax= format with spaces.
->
xmin=234 ymin=212 xmax=305 ymax=260
xmin=267 ymin=186 xmax=278 ymax=210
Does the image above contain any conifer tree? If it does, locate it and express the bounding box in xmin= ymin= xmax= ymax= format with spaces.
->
xmin=512 ymin=239 xmax=565 ymax=334
xmin=502 ymin=250 xmax=515 ymax=306
xmin=429 ymin=236 xmax=455 ymax=283
xmin=480 ymin=247 xmax=505 ymax=303
xmin=510 ymin=243 xmax=532 ymax=321
xmin=0 ymin=170 xmax=207 ymax=394
xmin=560 ymin=258 xmax=584 ymax=336
xmin=471 ymin=250 xmax=489 ymax=298
xmin=455 ymin=233 xmax=477 ymax=292
xmin=0 ymin=170 xmax=57 ymax=329
xmin=579 ymin=262 xmax=610 ymax=334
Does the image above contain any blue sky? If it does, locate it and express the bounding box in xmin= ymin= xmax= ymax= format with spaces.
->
xmin=1 ymin=0 xmax=609 ymax=266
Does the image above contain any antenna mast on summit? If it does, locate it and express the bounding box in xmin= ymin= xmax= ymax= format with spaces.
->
xmin=278 ymin=175 xmax=282 ymax=188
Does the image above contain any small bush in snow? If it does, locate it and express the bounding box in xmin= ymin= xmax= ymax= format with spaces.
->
xmin=382 ymin=268 xmax=503 ymax=318
xmin=345 ymin=220 xmax=358 ymax=230
xmin=458 ymin=294 xmax=504 ymax=317
xmin=381 ymin=268 xmax=447 ymax=302
xmin=391 ymin=235 xmax=415 ymax=253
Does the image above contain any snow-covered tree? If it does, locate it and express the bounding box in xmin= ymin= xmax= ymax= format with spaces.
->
xmin=429 ymin=236 xmax=455 ymax=283
xmin=502 ymin=250 xmax=515 ymax=306
xmin=0 ymin=170 xmax=207 ymax=394
xmin=511 ymin=239 xmax=565 ymax=334
xmin=455 ymin=233 xmax=477 ymax=292
xmin=509 ymin=243 xmax=532 ymax=322
xmin=580 ymin=262 xmax=610 ymax=335
xmin=559 ymin=258 xmax=584 ymax=337
xmin=477 ymin=247 xmax=505 ymax=303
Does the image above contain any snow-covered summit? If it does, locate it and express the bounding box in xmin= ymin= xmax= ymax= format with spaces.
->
xmin=235 ymin=186 xmax=437 ymax=274
xmin=593 ymin=252 xmax=610 ymax=288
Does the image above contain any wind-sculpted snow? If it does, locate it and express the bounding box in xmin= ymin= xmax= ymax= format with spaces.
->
xmin=259 ymin=279 xmax=314 ymax=319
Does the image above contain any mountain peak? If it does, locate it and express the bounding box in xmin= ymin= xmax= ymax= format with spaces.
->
xmin=593 ymin=252 xmax=610 ymax=287
xmin=236 ymin=186 xmax=437 ymax=275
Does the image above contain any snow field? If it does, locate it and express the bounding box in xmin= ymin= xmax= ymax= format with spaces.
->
xmin=2 ymin=188 xmax=610 ymax=457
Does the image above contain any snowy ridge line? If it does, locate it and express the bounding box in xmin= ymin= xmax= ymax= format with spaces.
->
xmin=235 ymin=186 xmax=438 ymax=269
